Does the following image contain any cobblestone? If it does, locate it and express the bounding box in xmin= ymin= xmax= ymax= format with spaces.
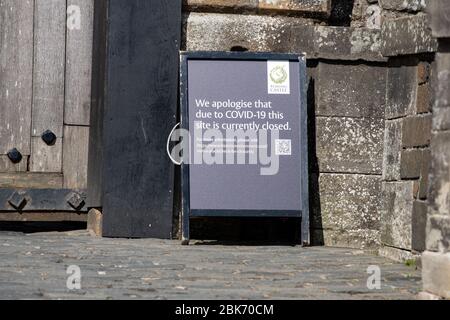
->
xmin=0 ymin=231 xmax=420 ymax=300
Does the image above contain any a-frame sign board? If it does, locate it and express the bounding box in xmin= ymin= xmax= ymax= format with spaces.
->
xmin=180 ymin=52 xmax=309 ymax=245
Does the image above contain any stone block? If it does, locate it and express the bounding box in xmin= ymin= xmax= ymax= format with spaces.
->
xmin=429 ymin=131 xmax=450 ymax=216
xmin=436 ymin=52 xmax=450 ymax=107
xmin=418 ymin=149 xmax=431 ymax=200
xmin=291 ymin=25 xmax=387 ymax=61
xmin=379 ymin=245 xmax=419 ymax=263
xmin=402 ymin=115 xmax=432 ymax=148
xmin=316 ymin=117 xmax=384 ymax=174
xmin=87 ymin=209 xmax=103 ymax=237
xmin=184 ymin=13 xmax=305 ymax=52
xmin=365 ymin=4 xmax=382 ymax=30
xmin=422 ymin=251 xmax=450 ymax=299
xmin=413 ymin=180 xmax=420 ymax=199
xmin=417 ymin=61 xmax=431 ymax=85
xmin=187 ymin=17 xmax=387 ymax=62
xmin=379 ymin=0 xmax=425 ymax=12
xmin=416 ymin=84 xmax=431 ymax=114
xmin=433 ymin=52 xmax=450 ymax=130
xmin=400 ymin=149 xmax=423 ymax=179
xmin=313 ymin=173 xmax=382 ymax=249
xmin=316 ymin=62 xmax=386 ymax=118
xmin=386 ymin=60 xmax=417 ymax=119
xmin=315 ymin=228 xmax=380 ymax=249
xmin=258 ymin=0 xmax=331 ymax=15
xmin=185 ymin=0 xmax=258 ymax=13
xmin=184 ymin=0 xmax=332 ymax=16
xmin=382 ymin=119 xmax=402 ymax=181
xmin=381 ymin=181 xmax=414 ymax=250
xmin=426 ymin=215 xmax=450 ymax=253
xmin=348 ymin=0 xmax=368 ymax=28
xmin=382 ymin=14 xmax=438 ymax=56
xmin=412 ymin=200 xmax=427 ymax=252
xmin=432 ymin=108 xmax=450 ymax=133
xmin=428 ymin=0 xmax=450 ymax=38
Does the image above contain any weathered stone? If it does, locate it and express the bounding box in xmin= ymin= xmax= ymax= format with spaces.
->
xmin=258 ymin=0 xmax=331 ymax=15
xmin=382 ymin=119 xmax=402 ymax=181
xmin=289 ymin=25 xmax=316 ymax=56
xmin=184 ymin=0 xmax=332 ymax=16
xmin=382 ymin=14 xmax=438 ymax=56
xmin=313 ymin=173 xmax=382 ymax=249
xmin=416 ymin=84 xmax=431 ymax=114
xmin=291 ymin=25 xmax=387 ymax=61
xmin=426 ymin=215 xmax=450 ymax=253
xmin=422 ymin=251 xmax=450 ymax=299
xmin=381 ymin=181 xmax=414 ymax=250
xmin=413 ymin=180 xmax=420 ymax=199
xmin=386 ymin=60 xmax=417 ymax=119
xmin=184 ymin=13 xmax=307 ymax=52
xmin=400 ymin=149 xmax=423 ymax=179
xmin=428 ymin=0 xmax=450 ymax=38
xmin=365 ymin=4 xmax=382 ymax=29
xmin=187 ymin=14 xmax=388 ymax=62
xmin=317 ymin=228 xmax=380 ymax=249
xmin=379 ymin=0 xmax=425 ymax=12
xmin=417 ymin=61 xmax=431 ymax=85
xmin=0 ymin=231 xmax=421 ymax=300
xmin=379 ymin=245 xmax=419 ymax=263
xmin=402 ymin=115 xmax=432 ymax=148
xmin=418 ymin=149 xmax=431 ymax=200
xmin=429 ymin=131 xmax=450 ymax=216
xmin=432 ymin=106 xmax=450 ymax=132
xmin=417 ymin=291 xmax=444 ymax=300
xmin=316 ymin=117 xmax=384 ymax=174
xmin=433 ymin=52 xmax=450 ymax=130
xmin=87 ymin=208 xmax=103 ymax=237
xmin=321 ymin=27 xmax=384 ymax=60
xmin=412 ymin=201 xmax=427 ymax=252
xmin=185 ymin=0 xmax=258 ymax=13
xmin=316 ymin=62 xmax=386 ymax=118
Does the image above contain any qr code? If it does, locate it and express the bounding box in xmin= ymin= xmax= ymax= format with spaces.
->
xmin=275 ymin=139 xmax=292 ymax=156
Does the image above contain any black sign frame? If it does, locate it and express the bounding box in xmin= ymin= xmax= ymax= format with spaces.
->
xmin=180 ymin=51 xmax=309 ymax=245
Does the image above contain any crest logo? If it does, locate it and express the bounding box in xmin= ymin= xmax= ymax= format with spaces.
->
xmin=270 ymin=65 xmax=288 ymax=84
xmin=267 ymin=61 xmax=290 ymax=95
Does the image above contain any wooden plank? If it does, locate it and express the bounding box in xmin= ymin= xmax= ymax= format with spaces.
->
xmin=30 ymin=137 xmax=63 ymax=173
xmin=101 ymin=0 xmax=182 ymax=239
xmin=0 ymin=188 xmax=87 ymax=211
xmin=63 ymin=126 xmax=89 ymax=189
xmin=0 ymin=173 xmax=63 ymax=189
xmin=31 ymin=0 xmax=66 ymax=138
xmin=0 ymin=156 xmax=28 ymax=173
xmin=0 ymin=0 xmax=34 ymax=156
xmin=87 ymin=0 xmax=108 ymax=207
xmin=65 ymin=0 xmax=94 ymax=125
xmin=0 ymin=212 xmax=87 ymax=222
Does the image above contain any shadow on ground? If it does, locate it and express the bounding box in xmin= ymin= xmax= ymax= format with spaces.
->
xmin=0 ymin=222 xmax=87 ymax=234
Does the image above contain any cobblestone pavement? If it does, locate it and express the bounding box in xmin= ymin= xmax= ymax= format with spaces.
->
xmin=0 ymin=230 xmax=421 ymax=300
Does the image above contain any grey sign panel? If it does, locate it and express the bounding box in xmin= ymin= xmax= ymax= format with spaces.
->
xmin=180 ymin=52 xmax=309 ymax=245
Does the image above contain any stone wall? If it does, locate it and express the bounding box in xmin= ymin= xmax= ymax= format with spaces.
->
xmin=183 ymin=0 xmax=388 ymax=248
xmin=182 ymin=0 xmax=445 ymax=257
xmin=421 ymin=0 xmax=450 ymax=300
xmin=376 ymin=2 xmax=437 ymax=261
xmin=311 ymin=62 xmax=385 ymax=248
xmin=380 ymin=56 xmax=434 ymax=257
